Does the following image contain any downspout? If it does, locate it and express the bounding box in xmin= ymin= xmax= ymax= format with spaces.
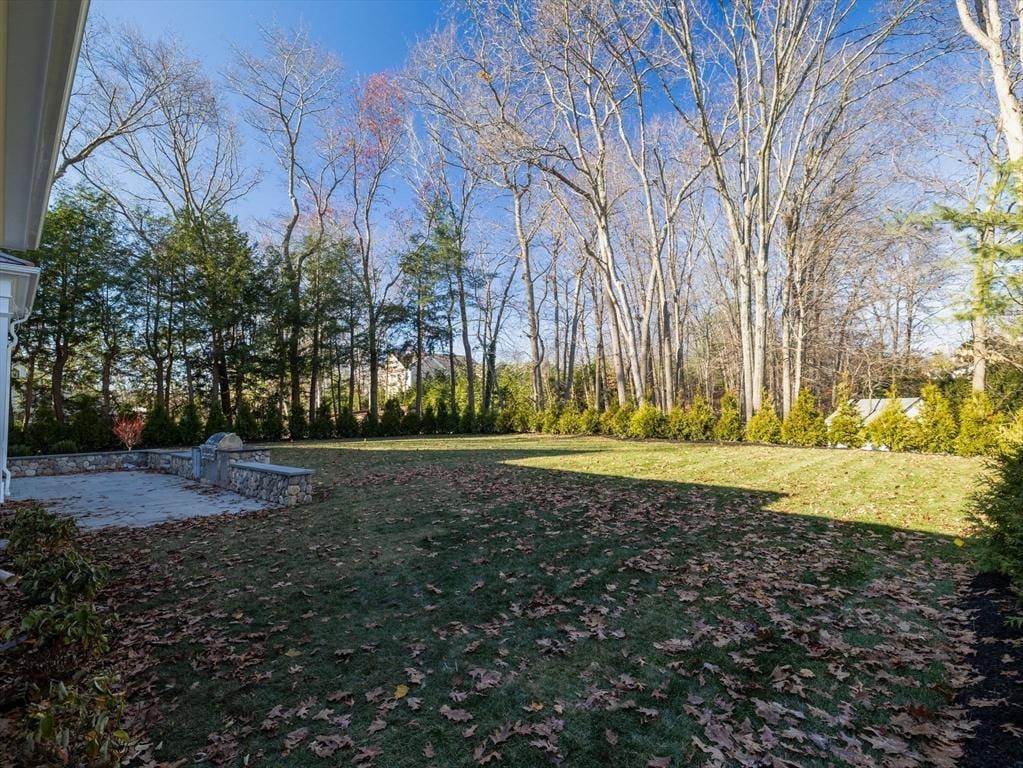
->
xmin=2 ymin=314 xmax=25 ymax=500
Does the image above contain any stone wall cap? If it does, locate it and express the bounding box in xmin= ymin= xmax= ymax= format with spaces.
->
xmin=232 ymin=461 xmax=314 ymax=477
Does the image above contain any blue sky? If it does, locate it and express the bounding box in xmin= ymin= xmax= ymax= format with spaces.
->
xmin=89 ymin=0 xmax=444 ymax=227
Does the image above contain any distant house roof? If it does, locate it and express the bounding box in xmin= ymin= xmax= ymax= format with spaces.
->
xmin=827 ymin=397 xmax=922 ymax=426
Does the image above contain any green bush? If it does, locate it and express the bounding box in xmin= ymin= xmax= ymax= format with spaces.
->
xmin=435 ymin=401 xmax=450 ymax=433
xmin=261 ymin=404 xmax=284 ymax=442
xmin=827 ymin=383 xmax=863 ymax=447
xmin=714 ymin=391 xmax=743 ymax=442
xmin=401 ymin=409 xmax=422 ymax=435
xmin=557 ymin=405 xmax=583 ymax=435
xmin=956 ymin=390 xmax=1003 ymax=457
xmin=419 ymin=405 xmax=437 ymax=435
xmin=48 ymin=439 xmax=79 ymax=455
xmin=233 ymin=398 xmax=259 ymax=441
xmin=142 ymin=402 xmax=178 ymax=447
xmin=578 ymin=407 xmax=601 ymax=434
xmin=177 ymin=400 xmax=203 ymax=445
xmin=286 ymin=402 xmax=306 ymax=440
xmin=447 ymin=402 xmax=462 ymax=433
xmin=745 ymin=395 xmax=782 ymax=443
xmin=684 ymin=395 xmax=715 ymax=440
xmin=9 ymin=443 xmax=31 ymax=457
xmin=28 ymin=675 xmax=129 ymax=767
xmin=917 ymin=383 xmax=957 ymax=454
xmin=26 ymin=403 xmax=63 ymax=454
xmin=1001 ymin=408 xmax=1023 ymax=452
xmin=628 ymin=404 xmax=666 ymax=439
xmin=361 ymin=409 xmax=379 ymax=437
xmin=539 ymin=403 xmax=561 ymax=434
xmin=665 ymin=407 xmax=686 ymax=440
xmin=309 ymin=402 xmax=334 ymax=439
xmin=68 ymin=397 xmax=111 ymax=452
xmin=781 ymin=389 xmax=827 ymax=447
xmin=19 ymin=549 xmax=107 ymax=606
xmin=971 ymin=442 xmax=1023 ymax=584
xmin=8 ymin=506 xmax=76 ymax=559
xmin=608 ymin=403 xmax=635 ymax=438
xmin=380 ymin=398 xmax=404 ymax=436
xmin=866 ymin=394 xmax=917 ymax=451
xmin=205 ymin=398 xmax=230 ymax=436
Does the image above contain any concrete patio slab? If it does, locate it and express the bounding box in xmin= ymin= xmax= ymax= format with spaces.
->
xmin=9 ymin=470 xmax=268 ymax=530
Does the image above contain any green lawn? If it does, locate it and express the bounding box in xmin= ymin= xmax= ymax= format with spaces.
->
xmin=105 ymin=435 xmax=983 ymax=767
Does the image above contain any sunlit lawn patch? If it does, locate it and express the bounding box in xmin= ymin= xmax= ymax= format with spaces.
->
xmin=104 ymin=435 xmax=982 ymax=767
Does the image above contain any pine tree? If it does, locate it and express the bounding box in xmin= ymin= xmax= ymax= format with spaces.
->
xmin=260 ymin=403 xmax=284 ymax=442
xmin=309 ymin=401 xmax=334 ymax=439
xmin=827 ymin=383 xmax=864 ymax=448
xmin=781 ymin=389 xmax=827 ymax=447
xmin=665 ymin=407 xmax=687 ymax=440
xmin=745 ymin=393 xmax=782 ymax=443
xmin=956 ymin=390 xmax=1003 ymax=456
xmin=714 ymin=391 xmax=743 ymax=442
xmin=287 ymin=402 xmax=307 ymax=440
xmin=380 ymin=398 xmax=403 ymax=436
xmin=917 ymin=383 xmax=958 ymax=453
xmin=419 ymin=405 xmax=437 ymax=435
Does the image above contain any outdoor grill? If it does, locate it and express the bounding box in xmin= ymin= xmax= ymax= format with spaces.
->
xmin=191 ymin=432 xmax=244 ymax=483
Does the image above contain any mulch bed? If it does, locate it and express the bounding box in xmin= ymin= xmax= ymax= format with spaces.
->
xmin=958 ymin=571 xmax=1023 ymax=768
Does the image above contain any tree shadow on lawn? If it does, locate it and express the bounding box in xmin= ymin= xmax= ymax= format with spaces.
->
xmin=94 ymin=438 xmax=981 ymax=768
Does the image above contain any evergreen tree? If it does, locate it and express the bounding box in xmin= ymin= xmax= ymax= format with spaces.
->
xmin=309 ymin=401 xmax=334 ymax=439
xmin=420 ymin=404 xmax=437 ymax=434
xmin=287 ymin=402 xmax=307 ymax=440
xmin=435 ymin=401 xmax=449 ymax=434
xmin=917 ymin=383 xmax=958 ymax=453
xmin=866 ymin=392 xmax=917 ymax=451
xmin=361 ymin=409 xmax=379 ymax=438
xmin=233 ymin=398 xmax=259 ymax=441
xmin=336 ymin=407 xmax=359 ymax=438
xmin=665 ymin=407 xmax=687 ymax=440
xmin=68 ymin=395 xmax=112 ymax=452
xmin=745 ymin=393 xmax=782 ymax=443
xmin=401 ymin=409 xmax=422 ymax=435
xmin=26 ymin=402 xmax=63 ymax=454
xmin=380 ymin=398 xmax=403 ymax=436
xmin=828 ymin=383 xmax=864 ymax=448
xmin=684 ymin=395 xmax=715 ymax=440
xmin=714 ymin=391 xmax=744 ymax=442
xmin=261 ymin=403 xmax=284 ymax=441
xmin=205 ymin=398 xmax=230 ymax=436
xmin=781 ymin=389 xmax=827 ymax=447
xmin=955 ymin=390 xmax=1003 ymax=456
xmin=143 ymin=402 xmax=179 ymax=447
xmin=177 ymin=400 xmax=204 ymax=445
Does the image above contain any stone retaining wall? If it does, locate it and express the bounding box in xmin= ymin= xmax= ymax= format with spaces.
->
xmin=9 ymin=447 xmax=314 ymax=508
xmin=227 ymin=463 xmax=314 ymax=507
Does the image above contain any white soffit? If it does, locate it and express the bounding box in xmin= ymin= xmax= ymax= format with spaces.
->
xmin=0 ymin=0 xmax=90 ymax=251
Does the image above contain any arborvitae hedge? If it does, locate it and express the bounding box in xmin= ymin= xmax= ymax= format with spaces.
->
xmin=684 ymin=395 xmax=715 ymax=440
xmin=233 ymin=398 xmax=259 ymax=441
xmin=261 ymin=404 xmax=284 ymax=441
xmin=714 ymin=391 xmax=743 ymax=442
xmin=26 ymin=403 xmax=63 ymax=454
xmin=827 ymin=383 xmax=863 ymax=448
xmin=178 ymin=400 xmax=204 ymax=445
xmin=956 ymin=390 xmax=1002 ymax=457
xmin=781 ymin=389 xmax=827 ymax=447
xmin=205 ymin=399 xmax=230 ymax=436
xmin=579 ymin=407 xmax=601 ymax=434
xmin=69 ymin=397 xmax=112 ymax=452
xmin=629 ymin=404 xmax=665 ymax=439
xmin=418 ymin=405 xmax=437 ymax=435
xmin=309 ymin=402 xmax=335 ymax=439
xmin=286 ymin=402 xmax=306 ymax=440
xmin=142 ymin=402 xmax=178 ymax=447
xmin=971 ymin=442 xmax=1023 ymax=583
xmin=665 ymin=407 xmax=687 ymax=440
xmin=745 ymin=395 xmax=782 ymax=444
xmin=557 ymin=405 xmax=583 ymax=435
xmin=380 ymin=398 xmax=403 ymax=436
xmin=866 ymin=393 xmax=916 ymax=451
xmin=608 ymin=403 xmax=635 ymax=438
xmin=916 ymin=383 xmax=957 ymax=454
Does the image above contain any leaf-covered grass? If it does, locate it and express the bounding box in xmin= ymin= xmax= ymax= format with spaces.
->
xmin=100 ymin=435 xmax=982 ymax=767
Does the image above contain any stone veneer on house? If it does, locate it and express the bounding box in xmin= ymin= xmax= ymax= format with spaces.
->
xmin=8 ymin=446 xmax=313 ymax=508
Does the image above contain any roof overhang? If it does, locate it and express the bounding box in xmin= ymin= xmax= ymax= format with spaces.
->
xmin=0 ymin=0 xmax=90 ymax=251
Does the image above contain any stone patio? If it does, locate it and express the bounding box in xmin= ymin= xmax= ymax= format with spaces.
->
xmin=10 ymin=471 xmax=268 ymax=529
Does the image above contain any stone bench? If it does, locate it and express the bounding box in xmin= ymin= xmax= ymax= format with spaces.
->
xmin=228 ymin=461 xmax=314 ymax=507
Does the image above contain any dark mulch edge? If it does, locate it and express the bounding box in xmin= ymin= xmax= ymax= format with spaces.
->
xmin=958 ymin=571 xmax=1023 ymax=768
